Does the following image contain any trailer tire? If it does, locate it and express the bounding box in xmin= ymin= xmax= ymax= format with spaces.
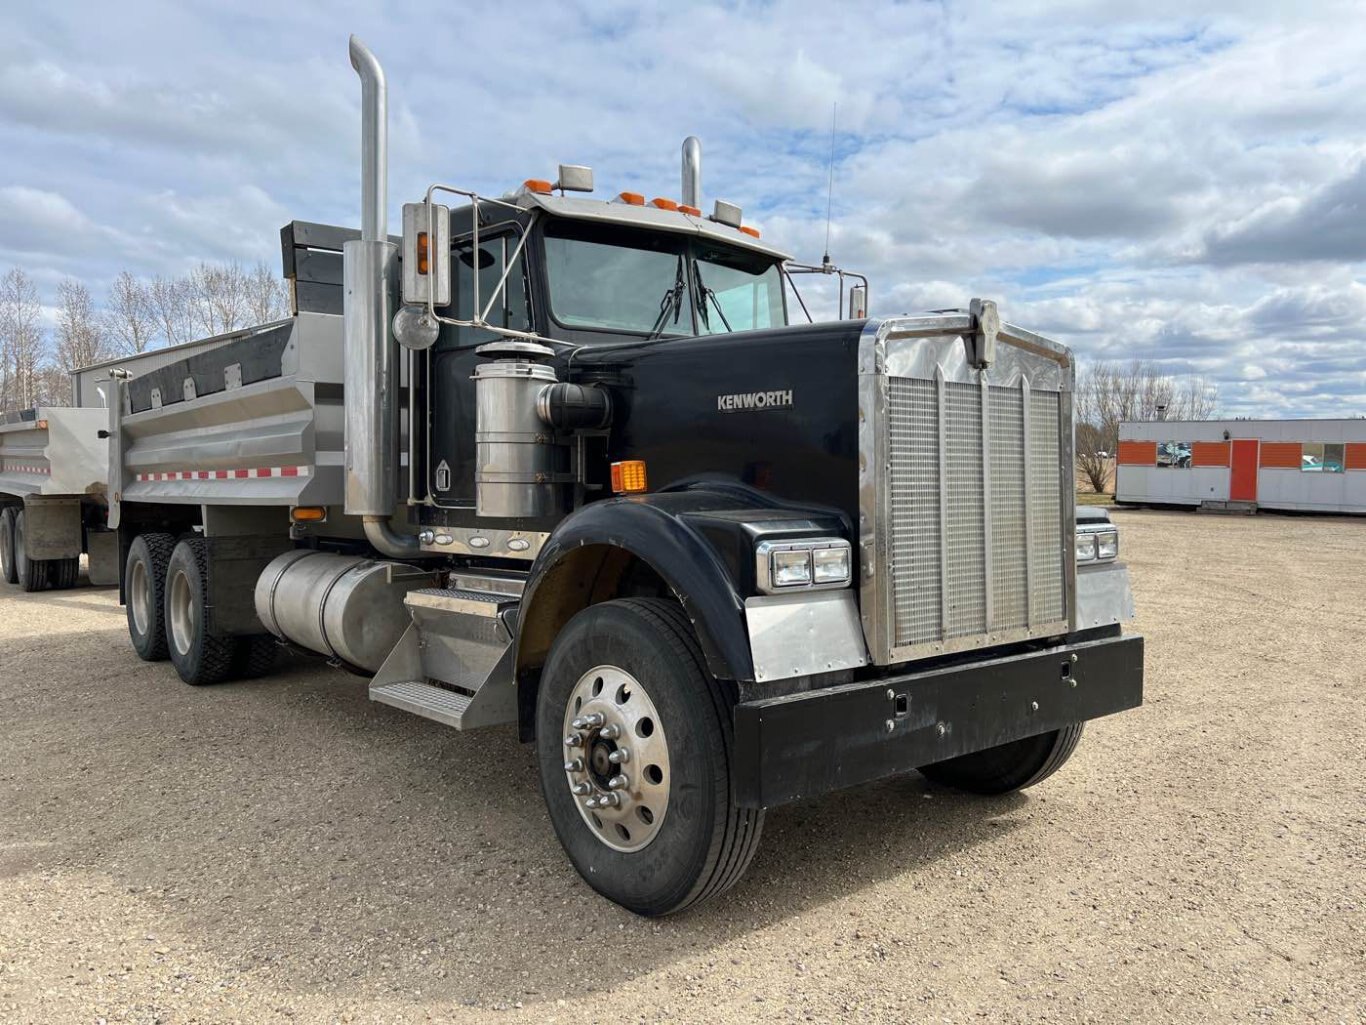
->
xmin=233 ymin=635 xmax=280 ymax=679
xmin=125 ymin=533 xmax=175 ymax=661
xmin=47 ymin=556 xmax=80 ymax=590
xmin=164 ymin=537 xmax=236 ymax=686
xmin=13 ymin=510 xmax=49 ymax=592
xmin=535 ymin=597 xmax=764 ymax=917
xmin=918 ymin=723 xmax=1085 ymax=795
xmin=0 ymin=508 xmax=16 ymax=585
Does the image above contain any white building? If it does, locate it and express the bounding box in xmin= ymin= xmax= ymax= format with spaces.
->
xmin=1115 ymin=419 xmax=1366 ymax=513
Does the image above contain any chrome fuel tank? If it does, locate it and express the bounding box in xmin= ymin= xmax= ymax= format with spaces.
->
xmin=254 ymin=550 xmax=432 ymax=672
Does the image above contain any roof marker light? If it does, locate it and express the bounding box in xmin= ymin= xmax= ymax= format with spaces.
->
xmin=739 ymin=225 xmax=761 ymax=238
xmin=679 ymin=204 xmax=701 ymax=217
xmin=615 ymin=191 xmax=645 ymax=206
xmin=522 ymin=179 xmax=553 ymax=195
xmin=650 ymin=197 xmax=679 ymax=210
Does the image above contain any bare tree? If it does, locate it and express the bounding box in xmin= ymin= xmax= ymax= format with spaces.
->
xmin=189 ymin=262 xmax=249 ymax=336
xmin=104 ymin=270 xmax=157 ymax=354
xmin=148 ymin=274 xmax=194 ymax=348
xmin=0 ymin=268 xmax=48 ymax=411
xmin=246 ymin=261 xmax=289 ymax=325
xmin=55 ymin=279 xmax=110 ymax=372
xmin=1075 ymin=359 xmax=1218 ymax=494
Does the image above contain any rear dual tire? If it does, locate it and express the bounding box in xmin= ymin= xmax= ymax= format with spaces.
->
xmin=125 ymin=532 xmax=278 ymax=682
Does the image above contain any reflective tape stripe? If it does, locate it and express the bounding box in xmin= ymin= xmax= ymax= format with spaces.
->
xmin=133 ymin=465 xmax=312 ymax=483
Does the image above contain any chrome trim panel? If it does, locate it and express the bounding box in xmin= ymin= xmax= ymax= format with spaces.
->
xmin=418 ymin=525 xmax=549 ymax=561
xmin=857 ymin=315 xmax=1075 ymax=666
xmin=745 ymin=590 xmax=870 ymax=683
xmin=1076 ymin=562 xmax=1136 ymax=628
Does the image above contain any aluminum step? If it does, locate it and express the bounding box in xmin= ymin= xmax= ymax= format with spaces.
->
xmin=404 ymin=587 xmax=517 ymax=618
xmin=370 ymin=679 xmax=473 ymax=729
xmin=449 ymin=569 xmax=527 ymax=597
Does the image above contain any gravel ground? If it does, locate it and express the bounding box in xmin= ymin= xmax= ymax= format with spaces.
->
xmin=1 ymin=509 xmax=1363 ymax=1024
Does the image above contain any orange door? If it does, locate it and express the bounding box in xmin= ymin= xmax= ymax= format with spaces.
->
xmin=1230 ymin=440 xmax=1258 ymax=502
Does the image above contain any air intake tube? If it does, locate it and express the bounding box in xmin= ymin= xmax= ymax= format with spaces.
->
xmin=342 ymin=36 xmax=419 ymax=557
xmin=536 ymin=382 xmax=612 ymax=431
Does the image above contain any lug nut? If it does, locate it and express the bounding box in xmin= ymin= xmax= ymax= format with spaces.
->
xmin=607 ymin=748 xmax=630 ymax=765
xmin=582 ymin=712 xmax=605 ymax=728
xmin=564 ymin=758 xmax=584 ymax=773
xmin=598 ymin=792 xmax=621 ymax=808
xmin=599 ymin=723 xmax=621 ymax=740
xmin=608 ymin=774 xmax=629 ymax=791
xmin=565 ymin=733 xmax=584 ymax=748
xmin=585 ymin=795 xmax=600 ymax=809
xmin=571 ymin=781 xmax=591 ymax=795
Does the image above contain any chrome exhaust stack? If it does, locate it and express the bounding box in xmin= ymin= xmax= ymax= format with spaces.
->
xmin=342 ymin=35 xmax=417 ymax=556
xmin=682 ymin=136 xmax=702 ymax=210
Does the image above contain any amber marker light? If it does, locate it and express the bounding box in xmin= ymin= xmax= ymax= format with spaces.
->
xmin=616 ymin=191 xmax=645 ymax=206
xmin=610 ymin=460 xmax=648 ymax=494
xmin=290 ymin=506 xmax=327 ymax=523
xmin=739 ymin=225 xmax=761 ymax=238
xmin=417 ymin=231 xmax=429 ymax=275
xmin=650 ymin=197 xmax=679 ymax=210
xmin=523 ymin=179 xmax=553 ymax=194
xmin=679 ymin=205 xmax=701 ymax=216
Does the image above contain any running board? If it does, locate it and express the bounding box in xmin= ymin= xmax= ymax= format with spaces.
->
xmin=368 ymin=587 xmax=518 ymax=730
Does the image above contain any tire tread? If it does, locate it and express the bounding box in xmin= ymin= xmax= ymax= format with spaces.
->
xmin=614 ymin=598 xmax=765 ymax=913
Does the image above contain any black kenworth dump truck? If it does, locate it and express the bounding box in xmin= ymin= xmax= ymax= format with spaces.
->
xmin=2 ymin=37 xmax=1143 ymax=916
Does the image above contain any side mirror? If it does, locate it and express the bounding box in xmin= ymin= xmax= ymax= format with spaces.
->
xmin=401 ymin=201 xmax=451 ymax=307
xmin=847 ymin=284 xmax=867 ymax=319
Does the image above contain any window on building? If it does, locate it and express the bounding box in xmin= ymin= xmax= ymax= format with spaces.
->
xmin=1301 ymin=442 xmax=1345 ymax=473
xmin=1156 ymin=441 xmax=1192 ymax=469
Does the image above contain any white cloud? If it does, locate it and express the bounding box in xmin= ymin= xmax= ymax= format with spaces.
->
xmin=0 ymin=0 xmax=1363 ymax=416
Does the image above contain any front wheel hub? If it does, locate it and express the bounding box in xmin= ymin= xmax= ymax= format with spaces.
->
xmin=562 ymin=665 xmax=670 ymax=852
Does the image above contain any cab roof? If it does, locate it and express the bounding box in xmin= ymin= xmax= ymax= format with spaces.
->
xmin=514 ymin=192 xmax=792 ymax=262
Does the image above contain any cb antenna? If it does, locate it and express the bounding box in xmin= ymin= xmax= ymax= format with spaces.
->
xmin=822 ymin=102 xmax=837 ymax=271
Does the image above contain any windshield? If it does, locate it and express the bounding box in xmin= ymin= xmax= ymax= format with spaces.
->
xmin=693 ymin=242 xmax=785 ymax=334
xmin=543 ymin=221 xmax=786 ymax=338
xmin=544 ymin=224 xmax=692 ymax=336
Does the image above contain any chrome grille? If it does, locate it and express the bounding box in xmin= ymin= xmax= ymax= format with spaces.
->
xmin=885 ymin=375 xmax=1067 ymax=653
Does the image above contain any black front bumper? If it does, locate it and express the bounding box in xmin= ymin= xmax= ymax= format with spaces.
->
xmin=732 ymin=632 xmax=1144 ymax=809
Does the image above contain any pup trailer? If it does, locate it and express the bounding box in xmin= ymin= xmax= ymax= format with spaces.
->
xmin=0 ymin=37 xmax=1143 ymax=916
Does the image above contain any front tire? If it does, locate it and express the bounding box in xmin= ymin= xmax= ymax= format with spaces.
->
xmin=535 ymin=598 xmax=764 ymax=916
xmin=164 ymin=537 xmax=236 ymax=685
xmin=919 ymin=724 xmax=1085 ymax=795
xmin=0 ymin=508 xmax=17 ymax=585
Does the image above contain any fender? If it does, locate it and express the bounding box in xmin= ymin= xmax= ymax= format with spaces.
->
xmin=517 ymin=492 xmax=755 ymax=687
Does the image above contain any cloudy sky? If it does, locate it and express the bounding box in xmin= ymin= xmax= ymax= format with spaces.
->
xmin=2 ymin=0 xmax=1364 ymax=416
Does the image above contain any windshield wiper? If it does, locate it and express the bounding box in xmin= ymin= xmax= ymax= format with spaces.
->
xmin=646 ymin=254 xmax=687 ymax=340
xmin=693 ymin=264 xmax=733 ymax=333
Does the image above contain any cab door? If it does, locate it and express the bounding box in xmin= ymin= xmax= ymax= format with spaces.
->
xmin=427 ymin=229 xmax=533 ymax=507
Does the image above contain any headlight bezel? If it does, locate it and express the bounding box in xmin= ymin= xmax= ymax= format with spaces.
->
xmin=755 ymin=537 xmax=853 ymax=594
xmin=1075 ymin=524 xmax=1119 ymax=564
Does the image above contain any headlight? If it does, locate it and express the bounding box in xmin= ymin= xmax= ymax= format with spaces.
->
xmin=755 ymin=538 xmax=852 ymax=594
xmin=1075 ymin=533 xmax=1097 ymax=563
xmin=772 ymin=549 xmax=813 ymax=587
xmin=812 ymin=545 xmax=851 ymax=584
xmin=1096 ymin=530 xmax=1119 ymax=560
